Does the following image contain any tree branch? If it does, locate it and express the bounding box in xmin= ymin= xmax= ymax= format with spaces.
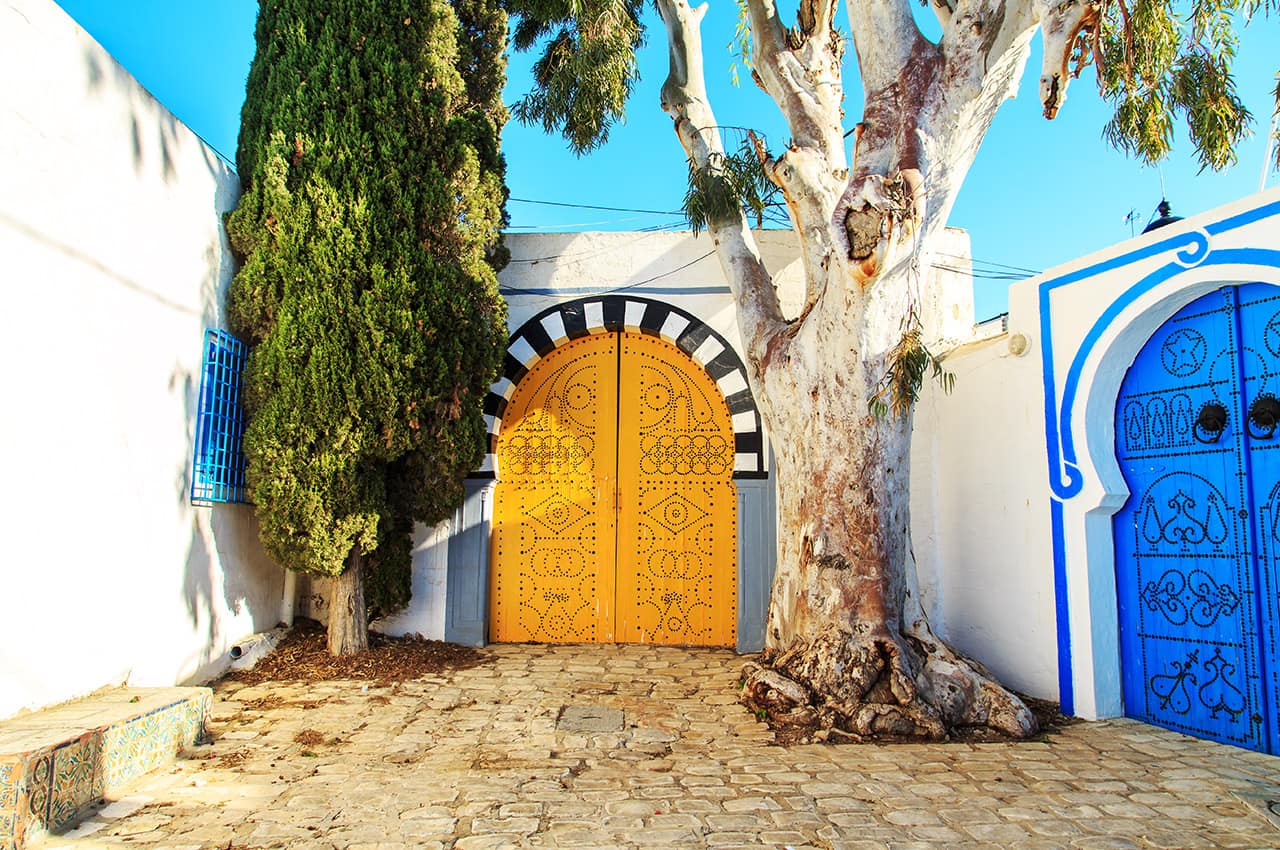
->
xmin=656 ymin=0 xmax=785 ymax=361
xmin=938 ymin=0 xmax=1039 ymax=99
xmin=828 ymin=0 xmax=1041 ymax=276
xmin=744 ymin=0 xmax=845 ymax=160
xmin=731 ymin=0 xmax=852 ymax=320
xmin=847 ymin=0 xmax=928 ymax=95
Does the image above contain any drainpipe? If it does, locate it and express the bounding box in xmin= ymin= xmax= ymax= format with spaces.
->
xmin=280 ymin=569 xmax=297 ymax=627
xmin=229 ymin=628 xmax=285 ymax=668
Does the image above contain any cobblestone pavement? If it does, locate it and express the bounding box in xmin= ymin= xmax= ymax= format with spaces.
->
xmin=37 ymin=644 xmax=1280 ymax=850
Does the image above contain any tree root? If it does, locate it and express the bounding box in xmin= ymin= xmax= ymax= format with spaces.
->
xmin=741 ymin=626 xmax=1037 ymax=742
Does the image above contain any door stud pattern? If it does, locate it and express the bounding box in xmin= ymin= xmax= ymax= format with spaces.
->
xmin=617 ymin=333 xmax=737 ymax=646
xmin=491 ymin=334 xmax=617 ymax=643
xmin=1114 ymin=283 xmax=1280 ymax=752
xmin=491 ymin=331 xmax=737 ymax=646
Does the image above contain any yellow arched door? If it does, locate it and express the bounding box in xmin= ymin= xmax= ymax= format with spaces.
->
xmin=491 ymin=331 xmax=737 ymax=646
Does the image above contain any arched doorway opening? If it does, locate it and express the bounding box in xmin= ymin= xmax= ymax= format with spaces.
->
xmin=490 ymin=330 xmax=738 ymax=646
xmin=1113 ymin=282 xmax=1280 ymax=751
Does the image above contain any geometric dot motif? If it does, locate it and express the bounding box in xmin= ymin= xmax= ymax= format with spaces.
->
xmin=493 ymin=330 xmax=738 ymax=647
xmin=528 ymin=493 xmax=589 ymax=533
xmin=643 ymin=492 xmax=709 ymax=535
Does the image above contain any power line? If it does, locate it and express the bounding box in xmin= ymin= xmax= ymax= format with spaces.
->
xmin=935 ymin=252 xmax=1041 ymax=275
xmin=930 ymin=263 xmax=1029 ymax=281
xmin=500 ymin=250 xmax=716 ymax=297
xmin=509 ymin=197 xmax=682 ymax=216
xmin=505 ymin=195 xmax=1039 ymax=279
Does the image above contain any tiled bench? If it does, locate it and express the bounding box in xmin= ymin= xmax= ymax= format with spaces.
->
xmin=0 ymin=688 xmax=209 ymax=850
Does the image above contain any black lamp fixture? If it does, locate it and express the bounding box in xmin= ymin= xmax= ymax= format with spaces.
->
xmin=1142 ymin=199 xmax=1184 ymax=234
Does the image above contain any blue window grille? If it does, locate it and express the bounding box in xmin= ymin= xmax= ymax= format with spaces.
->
xmin=191 ymin=329 xmax=249 ymax=505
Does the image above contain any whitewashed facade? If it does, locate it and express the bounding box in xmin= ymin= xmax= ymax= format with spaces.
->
xmin=0 ymin=0 xmax=283 ymax=719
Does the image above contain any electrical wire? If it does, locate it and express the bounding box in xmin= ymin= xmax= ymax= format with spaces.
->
xmin=936 ymin=253 xmax=1041 ymax=275
xmin=504 ymin=195 xmax=1039 ymax=280
xmin=930 ymin=263 xmax=1029 ymax=281
xmin=509 ymin=197 xmax=682 ymax=216
xmin=499 ymin=250 xmax=716 ymax=298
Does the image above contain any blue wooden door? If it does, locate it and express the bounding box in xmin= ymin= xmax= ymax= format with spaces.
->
xmin=1237 ymin=284 xmax=1280 ymax=749
xmin=1114 ymin=283 xmax=1280 ymax=752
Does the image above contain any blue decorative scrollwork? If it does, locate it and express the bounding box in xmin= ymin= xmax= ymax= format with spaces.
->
xmin=1198 ymin=648 xmax=1246 ymax=720
xmin=1172 ymin=229 xmax=1212 ymax=268
xmin=1138 ymin=568 xmax=1241 ymax=627
xmin=1150 ymin=651 xmax=1198 ymax=714
xmin=1139 ymin=489 xmax=1229 ymax=549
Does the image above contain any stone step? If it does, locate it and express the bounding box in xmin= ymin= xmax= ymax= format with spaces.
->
xmin=0 ymin=688 xmax=209 ymax=850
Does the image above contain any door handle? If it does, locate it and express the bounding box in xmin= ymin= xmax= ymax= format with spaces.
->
xmin=1194 ymin=402 xmax=1228 ymax=444
xmin=1247 ymin=395 xmax=1280 ymax=440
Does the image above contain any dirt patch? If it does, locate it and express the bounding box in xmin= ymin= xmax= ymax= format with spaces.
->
xmin=239 ymin=695 xmax=285 ymax=712
xmin=293 ymin=729 xmax=326 ymax=746
xmin=1020 ymin=693 xmax=1083 ymax=737
xmin=225 ymin=618 xmax=490 ymax=685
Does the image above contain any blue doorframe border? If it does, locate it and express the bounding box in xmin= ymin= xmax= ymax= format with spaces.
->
xmin=1035 ymin=197 xmax=1280 ymax=716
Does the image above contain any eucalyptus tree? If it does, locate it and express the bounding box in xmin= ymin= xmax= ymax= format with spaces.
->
xmin=509 ymin=0 xmax=1277 ymax=736
xmin=227 ymin=0 xmax=509 ymax=655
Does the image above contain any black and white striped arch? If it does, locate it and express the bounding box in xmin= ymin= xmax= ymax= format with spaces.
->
xmin=476 ymin=295 xmax=766 ymax=479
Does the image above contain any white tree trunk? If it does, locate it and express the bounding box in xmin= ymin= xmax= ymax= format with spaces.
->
xmin=746 ymin=277 xmax=1034 ymax=738
xmin=653 ymin=0 xmax=1066 ymax=739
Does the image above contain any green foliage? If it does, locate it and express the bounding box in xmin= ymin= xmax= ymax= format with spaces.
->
xmin=868 ymin=308 xmax=955 ymax=419
xmin=1094 ymin=0 xmax=1261 ymax=171
xmin=1272 ymin=71 xmax=1280 ymax=169
xmin=683 ymin=136 xmax=779 ymax=232
xmin=728 ymin=0 xmax=753 ymax=87
xmin=227 ymin=0 xmax=509 ymax=619
xmin=507 ymin=0 xmax=646 ymax=153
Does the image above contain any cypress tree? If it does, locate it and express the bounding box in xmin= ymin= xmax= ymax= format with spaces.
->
xmin=226 ymin=0 xmax=508 ymax=654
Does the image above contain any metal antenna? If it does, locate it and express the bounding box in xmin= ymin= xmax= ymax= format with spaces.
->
xmin=1123 ymin=209 xmax=1139 ymax=237
xmin=1261 ymin=108 xmax=1279 ymax=192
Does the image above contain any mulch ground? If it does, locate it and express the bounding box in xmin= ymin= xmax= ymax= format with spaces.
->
xmin=224 ymin=618 xmax=490 ymax=686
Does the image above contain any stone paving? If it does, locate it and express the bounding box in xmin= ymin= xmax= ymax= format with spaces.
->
xmin=34 ymin=644 xmax=1280 ymax=850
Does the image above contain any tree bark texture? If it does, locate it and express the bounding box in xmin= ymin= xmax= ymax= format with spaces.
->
xmin=653 ymin=0 xmax=1084 ymax=738
xmin=746 ymin=300 xmax=1035 ymax=738
xmin=327 ymin=547 xmax=369 ymax=656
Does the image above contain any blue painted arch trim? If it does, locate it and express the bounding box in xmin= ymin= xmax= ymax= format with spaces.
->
xmin=1036 ymin=196 xmax=1280 ymax=716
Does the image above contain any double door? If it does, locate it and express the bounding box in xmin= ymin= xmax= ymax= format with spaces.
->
xmin=1113 ymin=283 xmax=1280 ymax=751
xmin=490 ymin=331 xmax=737 ymax=646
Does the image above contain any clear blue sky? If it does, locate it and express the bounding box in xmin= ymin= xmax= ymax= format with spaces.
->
xmin=52 ymin=0 xmax=1278 ymax=320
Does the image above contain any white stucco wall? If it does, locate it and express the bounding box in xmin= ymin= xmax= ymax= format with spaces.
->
xmin=911 ymin=324 xmax=1059 ymax=699
xmin=500 ymin=229 xmax=807 ymax=355
xmin=0 ymin=0 xmax=283 ymax=719
xmin=365 ymin=521 xmax=452 ymax=640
